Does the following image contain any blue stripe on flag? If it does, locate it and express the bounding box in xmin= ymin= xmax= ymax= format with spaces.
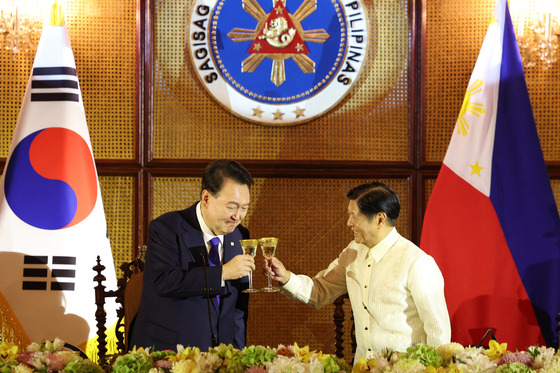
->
xmin=489 ymin=1 xmax=560 ymax=348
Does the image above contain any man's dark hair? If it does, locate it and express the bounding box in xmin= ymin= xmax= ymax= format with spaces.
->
xmin=201 ymin=160 xmax=254 ymax=197
xmin=346 ymin=182 xmax=400 ymax=225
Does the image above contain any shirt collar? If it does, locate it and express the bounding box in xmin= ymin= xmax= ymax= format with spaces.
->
xmin=196 ymin=202 xmax=223 ymax=247
xmin=369 ymin=227 xmax=399 ymax=262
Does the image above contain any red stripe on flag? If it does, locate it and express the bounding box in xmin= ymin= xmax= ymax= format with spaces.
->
xmin=421 ymin=165 xmax=544 ymax=349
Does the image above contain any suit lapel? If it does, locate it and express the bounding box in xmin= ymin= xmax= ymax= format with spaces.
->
xmin=178 ymin=204 xmax=221 ymax=313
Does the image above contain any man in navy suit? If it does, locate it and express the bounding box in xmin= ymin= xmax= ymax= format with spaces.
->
xmin=129 ymin=160 xmax=255 ymax=351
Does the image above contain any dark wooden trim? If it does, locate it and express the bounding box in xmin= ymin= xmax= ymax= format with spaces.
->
xmin=145 ymin=159 xmax=415 ymax=177
xmin=142 ymin=168 xmax=151 ymax=244
xmin=408 ymin=0 xmax=417 ymax=172
xmin=417 ymin=0 xmax=428 ymax=169
xmin=96 ymin=160 xmax=141 ymax=173
xmin=136 ymin=0 xmax=144 ymax=166
xmin=408 ymin=172 xmax=418 ymax=243
xmin=138 ymin=0 xmax=152 ymax=250
xmin=144 ymin=0 xmax=155 ymax=166
xmin=410 ymin=0 xmax=421 ymax=243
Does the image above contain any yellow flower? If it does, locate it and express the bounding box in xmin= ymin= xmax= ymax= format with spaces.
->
xmin=0 ymin=341 xmax=18 ymax=360
xmin=169 ymin=346 xmax=200 ymax=362
xmin=484 ymin=340 xmax=510 ymax=361
xmin=352 ymin=356 xmax=370 ymax=373
xmin=437 ymin=342 xmax=464 ymax=363
xmin=131 ymin=346 xmax=150 ymax=356
xmin=351 ymin=356 xmax=381 ymax=373
xmin=172 ymin=359 xmax=200 ymax=373
xmin=424 ymin=366 xmax=457 ymax=373
xmin=294 ymin=342 xmax=315 ymax=363
xmin=447 ymin=363 xmax=462 ymax=373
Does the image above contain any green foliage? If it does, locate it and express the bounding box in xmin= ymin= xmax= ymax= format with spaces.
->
xmin=112 ymin=352 xmax=153 ymax=373
xmin=402 ymin=343 xmax=443 ymax=368
xmin=63 ymin=359 xmax=105 ymax=373
xmin=239 ymin=345 xmax=277 ymax=368
xmin=495 ymin=362 xmax=536 ymax=373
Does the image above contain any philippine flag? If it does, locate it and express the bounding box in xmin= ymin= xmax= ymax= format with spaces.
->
xmin=421 ymin=0 xmax=560 ymax=350
xmin=0 ymin=1 xmax=117 ymax=353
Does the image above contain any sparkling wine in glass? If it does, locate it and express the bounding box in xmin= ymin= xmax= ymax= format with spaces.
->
xmin=240 ymin=239 xmax=260 ymax=293
xmin=259 ymin=237 xmax=279 ymax=292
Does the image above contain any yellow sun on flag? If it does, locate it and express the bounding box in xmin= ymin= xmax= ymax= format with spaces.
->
xmin=470 ymin=161 xmax=485 ymax=176
xmin=457 ymin=80 xmax=486 ymax=136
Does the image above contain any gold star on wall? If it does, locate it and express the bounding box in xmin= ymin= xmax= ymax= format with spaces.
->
xmin=252 ymin=106 xmax=264 ymax=118
xmin=293 ymin=107 xmax=305 ymax=118
xmin=273 ymin=109 xmax=284 ymax=120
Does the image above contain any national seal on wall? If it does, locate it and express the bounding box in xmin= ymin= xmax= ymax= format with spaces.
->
xmin=188 ymin=0 xmax=368 ymax=126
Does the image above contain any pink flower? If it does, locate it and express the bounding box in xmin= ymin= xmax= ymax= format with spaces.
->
xmin=17 ymin=351 xmax=36 ymax=367
xmin=498 ymin=352 xmax=532 ymax=367
xmin=277 ymin=347 xmax=296 ymax=358
xmin=44 ymin=354 xmax=66 ymax=371
xmin=153 ymin=360 xmax=173 ymax=369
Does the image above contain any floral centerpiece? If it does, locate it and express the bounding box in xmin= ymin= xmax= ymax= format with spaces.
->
xmin=3 ymin=339 xmax=560 ymax=373
xmin=0 ymin=338 xmax=103 ymax=373
xmin=352 ymin=341 xmax=560 ymax=373
xmin=111 ymin=343 xmax=350 ymax=373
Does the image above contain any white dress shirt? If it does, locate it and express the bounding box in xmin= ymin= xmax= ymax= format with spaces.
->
xmin=196 ymin=202 xmax=224 ymax=285
xmin=281 ymin=228 xmax=451 ymax=361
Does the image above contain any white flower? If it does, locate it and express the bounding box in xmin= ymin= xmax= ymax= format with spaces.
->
xmin=537 ymin=358 xmax=560 ymax=373
xmin=12 ymin=364 xmax=34 ymax=373
xmin=25 ymin=343 xmax=41 ymax=353
xmin=531 ymin=346 xmax=557 ymax=370
xmin=302 ymin=356 xmax=324 ymax=373
xmin=265 ymin=355 xmax=305 ymax=373
xmin=51 ymin=338 xmax=65 ymax=351
xmin=455 ymin=349 xmax=496 ymax=373
xmin=195 ymin=352 xmax=222 ymax=373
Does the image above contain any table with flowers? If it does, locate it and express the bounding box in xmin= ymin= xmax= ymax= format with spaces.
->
xmin=1 ymin=338 xmax=559 ymax=373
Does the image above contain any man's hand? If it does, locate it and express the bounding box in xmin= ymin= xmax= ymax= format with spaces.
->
xmin=264 ymin=257 xmax=291 ymax=285
xmin=222 ymin=254 xmax=255 ymax=281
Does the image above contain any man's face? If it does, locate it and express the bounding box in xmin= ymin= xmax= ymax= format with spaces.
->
xmin=346 ymin=199 xmax=380 ymax=248
xmin=201 ymin=178 xmax=251 ymax=236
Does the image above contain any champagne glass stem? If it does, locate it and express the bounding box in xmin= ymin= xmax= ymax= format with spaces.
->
xmin=267 ymin=272 xmax=272 ymax=289
xmin=248 ymin=269 xmax=253 ymax=290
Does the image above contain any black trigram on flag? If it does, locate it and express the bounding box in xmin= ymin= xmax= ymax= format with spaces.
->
xmin=31 ymin=66 xmax=79 ymax=102
xmin=22 ymin=255 xmax=77 ymax=291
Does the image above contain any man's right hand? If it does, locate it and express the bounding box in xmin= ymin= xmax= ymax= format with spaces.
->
xmin=222 ymin=254 xmax=255 ymax=281
xmin=264 ymin=257 xmax=291 ymax=285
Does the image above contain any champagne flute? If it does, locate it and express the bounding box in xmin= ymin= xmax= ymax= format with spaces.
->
xmin=259 ymin=237 xmax=279 ymax=292
xmin=240 ymin=239 xmax=260 ymax=293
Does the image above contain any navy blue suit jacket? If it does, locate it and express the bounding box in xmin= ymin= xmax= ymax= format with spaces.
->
xmin=129 ymin=203 xmax=250 ymax=351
